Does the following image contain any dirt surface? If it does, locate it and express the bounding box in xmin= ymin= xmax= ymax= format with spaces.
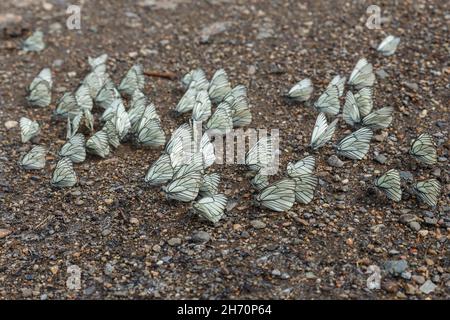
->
xmin=0 ymin=0 xmax=449 ymax=299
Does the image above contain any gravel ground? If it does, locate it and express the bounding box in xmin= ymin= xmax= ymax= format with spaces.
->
xmin=0 ymin=0 xmax=449 ymax=299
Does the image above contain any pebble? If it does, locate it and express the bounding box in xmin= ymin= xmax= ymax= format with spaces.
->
xmin=168 ymin=237 xmax=181 ymax=246
xmin=192 ymin=231 xmax=210 ymax=243
xmin=401 ymin=271 xmax=412 ymax=280
xmin=424 ymin=217 xmax=437 ymax=225
xmin=382 ymin=281 xmax=398 ymax=293
xmin=0 ymin=228 xmax=12 ymax=238
xmin=271 ymin=269 xmax=281 ymax=277
xmin=305 ymin=272 xmax=316 ymax=279
xmin=412 ymin=275 xmax=426 ymax=284
xmin=399 ymin=214 xmax=416 ymax=224
xmin=152 ymin=244 xmax=161 ymax=252
xmin=327 ymin=155 xmax=344 ymax=168
xmin=250 ymin=219 xmax=266 ymax=229
xmin=419 ymin=280 xmax=437 ymax=294
xmin=375 ymin=69 xmax=389 ymax=79
xmin=384 ymin=260 xmax=408 ymax=276
xmin=374 ymin=154 xmax=387 ymax=164
xmin=130 ymin=217 xmax=139 ymax=224
xmin=404 ymin=82 xmax=419 ymax=91
xmin=399 ymin=171 xmax=414 ymax=182
xmin=199 ymin=21 xmax=232 ymax=43
xmin=4 ymin=120 xmax=18 ymax=129
xmin=408 ymin=221 xmax=421 ymax=231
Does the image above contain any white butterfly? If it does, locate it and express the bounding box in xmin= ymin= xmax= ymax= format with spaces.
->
xmin=20 ymin=145 xmax=46 ymax=170
xmin=377 ymin=35 xmax=400 ymax=56
xmin=314 ymin=85 xmax=340 ymax=116
xmin=51 ymin=157 xmax=77 ymax=188
xmin=327 ymin=75 xmax=346 ymax=97
xmin=83 ymin=68 xmax=108 ymax=98
xmin=192 ymin=90 xmax=212 ymax=122
xmin=95 ymin=79 xmax=121 ymax=110
xmin=205 ymin=108 xmax=233 ymax=135
xmin=103 ymin=99 xmax=131 ymax=140
xmin=255 ymin=178 xmax=296 ymax=212
xmin=250 ymin=172 xmax=270 ymax=191
xmin=165 ymin=123 xmax=193 ymax=157
xmin=309 ymin=113 xmax=338 ymax=150
xmin=118 ymin=64 xmax=145 ymax=96
xmin=230 ymin=95 xmax=252 ymax=127
xmin=55 ymin=92 xmax=79 ymax=118
xmin=361 ymin=106 xmax=394 ymax=130
xmin=27 ymin=69 xmax=52 ymax=108
xmin=182 ymin=68 xmax=209 ymax=91
xmin=135 ymin=105 xmax=165 ymax=147
xmin=103 ymin=120 xmax=121 ymax=148
xmin=59 ymin=133 xmax=86 ymax=163
xmin=86 ymin=130 xmax=110 ymax=158
xmin=208 ymin=69 xmax=232 ymax=104
xmin=171 ymin=152 xmax=204 ymax=179
xmin=175 ymin=87 xmax=197 ymax=114
xmin=342 ymin=91 xmax=361 ymax=126
xmin=22 ymin=30 xmax=45 ymax=52
xmin=145 ymin=153 xmax=174 ymax=186
xmin=66 ymin=113 xmax=81 ymax=139
xmin=29 ymin=68 xmax=52 ymax=88
xmin=348 ymin=58 xmax=376 ymax=90
xmin=413 ymin=179 xmax=441 ymax=207
xmin=163 ymin=169 xmax=203 ymax=202
xmin=199 ymin=173 xmax=220 ymax=196
xmin=88 ymin=53 xmax=108 ymax=70
xmin=409 ymin=133 xmax=437 ymax=165
xmin=193 ymin=194 xmax=228 ymax=224
xmin=20 ymin=117 xmax=40 ymax=143
xmin=128 ymin=90 xmax=148 ymax=130
xmin=374 ymin=169 xmax=402 ymax=202
xmin=199 ymin=133 xmax=215 ymax=169
xmin=354 ymin=87 xmax=373 ymax=117
xmin=287 ymin=155 xmax=315 ymax=178
xmin=293 ymin=174 xmax=318 ymax=204
xmin=335 ymin=127 xmax=373 ymax=160
xmin=287 ymin=78 xmax=313 ymax=102
xmin=75 ymin=84 xmax=93 ymax=111
xmin=245 ymin=136 xmax=277 ymax=172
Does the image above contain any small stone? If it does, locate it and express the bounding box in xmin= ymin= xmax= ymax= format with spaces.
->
xmin=374 ymin=132 xmax=388 ymax=142
xmin=401 ymin=271 xmax=412 ymax=280
xmin=250 ymin=219 xmax=266 ymax=229
xmin=152 ymin=244 xmax=161 ymax=252
xmin=0 ymin=228 xmax=12 ymax=238
xmin=168 ymin=237 xmax=181 ymax=246
xmin=399 ymin=171 xmax=414 ymax=182
xmin=21 ymin=288 xmax=33 ymax=298
xmin=382 ymin=281 xmax=398 ymax=293
xmin=130 ymin=217 xmax=139 ymax=224
xmin=408 ymin=221 xmax=421 ymax=231
xmin=199 ymin=21 xmax=232 ymax=43
xmin=305 ymin=272 xmax=316 ymax=279
xmin=192 ymin=231 xmax=210 ymax=243
xmin=419 ymin=280 xmax=437 ymax=294
xmin=327 ymin=155 xmax=344 ymax=168
xmin=128 ymin=51 xmax=138 ymax=58
xmin=5 ymin=120 xmax=18 ymax=129
xmin=431 ymin=168 xmax=441 ymax=177
xmin=404 ymin=82 xmax=419 ymax=91
xmin=52 ymin=59 xmax=63 ymax=68
xmin=374 ymin=154 xmax=387 ymax=164
xmin=104 ymin=198 xmax=114 ymax=205
xmin=424 ymin=217 xmax=437 ymax=225
xmin=384 ymin=260 xmax=408 ymax=276
xmin=375 ymin=69 xmax=389 ymax=79
xmin=104 ymin=263 xmax=114 ymax=276
xmin=272 ymin=269 xmax=281 ymax=277
xmin=399 ymin=214 xmax=416 ymax=224
xmin=50 ymin=265 xmax=59 ymax=275
xmin=405 ymin=283 xmax=417 ymax=295
xmin=412 ymin=275 xmax=426 ymax=284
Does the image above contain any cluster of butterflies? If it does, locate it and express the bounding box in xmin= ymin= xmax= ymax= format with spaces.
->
xmin=144 ymin=68 xmax=253 ymax=223
xmin=21 ymin=54 xmax=167 ymax=187
xmin=374 ymin=133 xmax=441 ymax=207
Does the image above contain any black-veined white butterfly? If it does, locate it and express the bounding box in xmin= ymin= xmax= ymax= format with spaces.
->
xmin=20 ymin=145 xmax=46 ymax=170
xmin=175 ymin=87 xmax=197 ymax=114
xmin=192 ymin=90 xmax=212 ymax=122
xmin=199 ymin=133 xmax=215 ymax=169
xmin=309 ymin=113 xmax=338 ymax=150
xmin=335 ymin=127 xmax=373 ymax=160
xmin=205 ymin=108 xmax=233 ymax=135
xmin=103 ymin=120 xmax=121 ymax=148
xmin=374 ymin=169 xmax=401 ymax=202
xmin=55 ymin=92 xmax=79 ymax=118
xmin=83 ymin=68 xmax=108 ymax=98
xmin=193 ymin=194 xmax=227 ymax=224
xmin=118 ymin=64 xmax=145 ymax=96
xmin=245 ymin=136 xmax=277 ymax=172
xmin=208 ymin=69 xmax=231 ymax=104
xmin=102 ymin=99 xmax=131 ymax=140
xmin=59 ymin=133 xmax=86 ymax=163
xmin=51 ymin=157 xmax=77 ymax=188
xmin=287 ymin=155 xmax=315 ymax=178
xmin=327 ymin=75 xmax=346 ymax=97
xmin=145 ymin=153 xmax=174 ymax=186
xmin=171 ymin=152 xmax=204 ymax=179
xmin=22 ymin=30 xmax=45 ymax=52
xmin=314 ymin=85 xmax=340 ymax=116
xmin=88 ymin=53 xmax=108 ymax=70
xmin=75 ymin=84 xmax=93 ymax=111
xmin=413 ymin=179 xmax=441 ymax=207
xmin=362 ymin=106 xmax=393 ymax=130
xmin=135 ymin=105 xmax=165 ymax=147
xmin=251 ymin=172 xmax=269 ymax=191
xmin=409 ymin=133 xmax=437 ymax=165
xmin=293 ymin=174 xmax=318 ymax=204
xmin=354 ymin=87 xmax=373 ymax=117
xmin=86 ymin=130 xmax=110 ymax=158
xmin=95 ymin=78 xmax=121 ymax=110
xmin=287 ymin=78 xmax=313 ymax=102
xmin=163 ymin=169 xmax=202 ymax=202
xmin=165 ymin=123 xmax=193 ymax=156
xmin=20 ymin=117 xmax=40 ymax=143
xmin=343 ymin=91 xmax=361 ymax=126
xmin=128 ymin=90 xmax=148 ymax=130
xmin=255 ymin=178 xmax=296 ymax=212
xmin=27 ymin=68 xmax=52 ymax=107
xmin=377 ymin=35 xmax=400 ymax=56
xmin=182 ymin=68 xmax=209 ymax=91
xmin=199 ymin=173 xmax=220 ymax=196
xmin=348 ymin=58 xmax=375 ymax=90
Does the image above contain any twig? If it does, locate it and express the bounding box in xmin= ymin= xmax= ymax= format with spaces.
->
xmin=144 ymin=70 xmax=177 ymax=80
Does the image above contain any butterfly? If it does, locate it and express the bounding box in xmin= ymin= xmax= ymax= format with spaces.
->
xmin=20 ymin=145 xmax=46 ymax=170
xmin=348 ymin=58 xmax=375 ymax=90
xmin=293 ymin=174 xmax=318 ymax=204
xmin=222 ymin=85 xmax=251 ymax=127
xmin=59 ymin=133 xmax=86 ymax=163
xmin=409 ymin=133 xmax=437 ymax=165
xmin=86 ymin=130 xmax=110 ymax=158
xmin=245 ymin=136 xmax=277 ymax=172
xmin=20 ymin=117 xmax=40 ymax=143
xmin=88 ymin=53 xmax=108 ymax=70
xmin=103 ymin=120 xmax=121 ymax=148
xmin=361 ymin=106 xmax=394 ymax=130
xmin=192 ymin=90 xmax=212 ymax=122
xmin=145 ymin=153 xmax=174 ymax=186
xmin=314 ymin=85 xmax=340 ymax=116
xmin=251 ymin=172 xmax=270 ymax=191
xmin=175 ymin=87 xmax=197 ymax=114
xmin=255 ymin=178 xmax=296 ymax=212
xmin=22 ymin=30 xmax=45 ymax=52
xmin=193 ymin=194 xmax=228 ymax=224
xmin=182 ymin=68 xmax=209 ymax=91
xmin=413 ymin=179 xmax=441 ymax=207
xmin=74 ymin=84 xmax=94 ymax=111
xmin=165 ymin=124 xmax=194 ymax=168
xmin=199 ymin=133 xmax=215 ymax=169
xmin=83 ymin=68 xmax=108 ymax=98
xmin=29 ymin=68 xmax=52 ymax=88
xmin=287 ymin=155 xmax=315 ymax=178
xmin=327 ymin=75 xmax=346 ymax=97
xmin=27 ymin=68 xmax=52 ymax=108
xmin=287 ymin=78 xmax=313 ymax=102
xmin=118 ymin=64 xmax=145 ymax=96
xmin=334 ymin=127 xmax=373 ymax=160
xmin=128 ymin=90 xmax=148 ymax=130
xmin=199 ymin=173 xmax=221 ymax=196
xmin=102 ymin=99 xmax=131 ymax=140
xmin=55 ymin=92 xmax=79 ymax=118
xmin=51 ymin=157 xmax=77 ymax=188
xmin=208 ymin=69 xmax=232 ymax=104
xmin=95 ymin=78 xmax=121 ymax=110
xmin=374 ymin=169 xmax=402 ymax=202
xmin=163 ymin=168 xmax=203 ymax=202
xmin=134 ymin=104 xmax=165 ymax=147
xmin=309 ymin=113 xmax=338 ymax=150
xmin=204 ymin=108 xmax=233 ymax=135
xmin=377 ymin=35 xmax=400 ymax=56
